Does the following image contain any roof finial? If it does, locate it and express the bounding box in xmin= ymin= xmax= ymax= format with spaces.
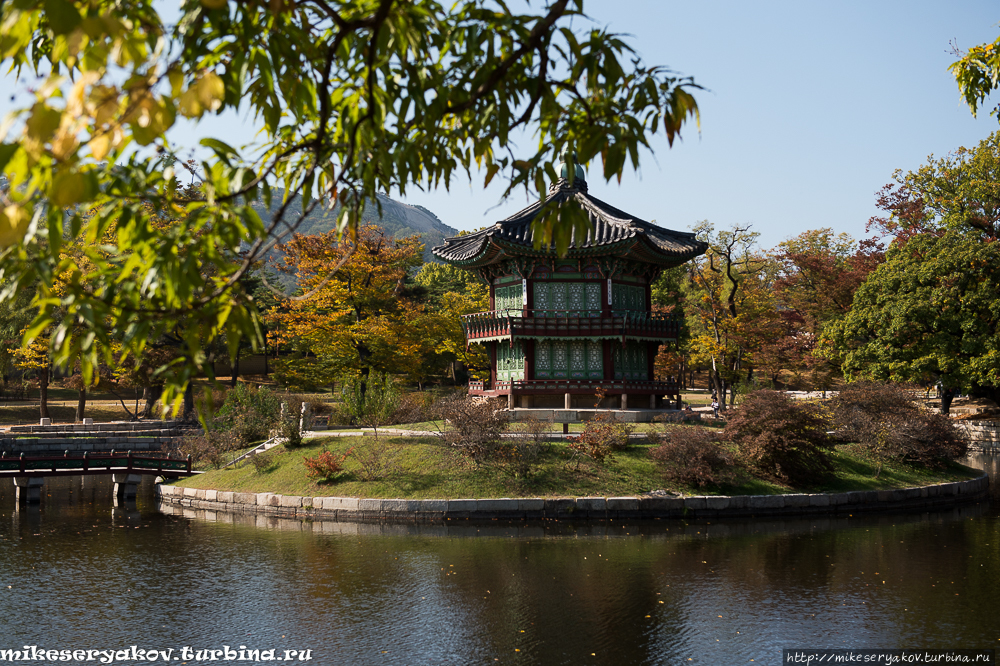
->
xmin=557 ymin=146 xmax=586 ymax=187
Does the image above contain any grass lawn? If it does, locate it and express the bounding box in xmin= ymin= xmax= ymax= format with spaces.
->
xmin=170 ymin=435 xmax=981 ymax=499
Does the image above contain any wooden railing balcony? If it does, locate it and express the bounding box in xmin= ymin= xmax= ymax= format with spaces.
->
xmin=461 ymin=309 xmax=680 ymax=342
xmin=468 ymin=378 xmax=679 ymax=395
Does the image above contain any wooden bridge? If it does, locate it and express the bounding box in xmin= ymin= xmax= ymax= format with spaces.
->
xmin=1 ymin=450 xmax=194 ymax=504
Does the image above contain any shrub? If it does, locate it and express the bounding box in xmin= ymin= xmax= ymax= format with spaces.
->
xmin=648 ymin=427 xmax=737 ymax=488
xmin=831 ymin=381 xmax=968 ymax=476
xmin=277 ymin=392 xmax=325 ymax=448
xmin=173 ymin=429 xmax=240 ymax=469
xmin=214 ymin=384 xmax=282 ymax=446
xmin=249 ymin=448 xmax=278 ymax=473
xmin=566 ymin=413 xmax=632 ymax=468
xmin=724 ymin=389 xmax=835 ymax=486
xmin=352 ymin=438 xmax=405 ymax=481
xmin=303 ymin=447 xmax=352 ymax=481
xmin=433 ymin=395 xmax=509 ymax=466
xmin=339 ymin=372 xmax=400 ymax=437
xmin=506 ymin=415 xmax=553 ymax=478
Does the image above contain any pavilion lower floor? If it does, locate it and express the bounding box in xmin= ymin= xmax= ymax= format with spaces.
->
xmin=467 ymin=378 xmax=680 ymax=410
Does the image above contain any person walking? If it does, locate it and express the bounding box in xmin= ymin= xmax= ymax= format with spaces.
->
xmin=711 ymin=398 xmax=720 ymax=419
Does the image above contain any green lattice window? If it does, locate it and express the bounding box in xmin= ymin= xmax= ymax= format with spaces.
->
xmin=611 ymin=283 xmax=645 ymax=313
xmin=613 ymin=341 xmax=648 ymax=380
xmin=496 ymin=341 xmax=524 ymax=381
xmin=495 ymin=284 xmax=523 ymax=314
xmin=533 ymin=281 xmax=602 ymax=317
xmin=535 ymin=340 xmax=602 ymax=379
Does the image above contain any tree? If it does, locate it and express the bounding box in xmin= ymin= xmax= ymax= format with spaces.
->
xmin=413 ymin=262 xmax=490 ymax=385
xmin=684 ymin=223 xmax=781 ymax=406
xmin=0 ymin=0 xmax=702 ymax=410
xmin=10 ymin=326 xmax=50 ymax=419
xmin=772 ymin=228 xmax=883 ymax=390
xmin=951 ymin=33 xmax=1000 ymax=122
xmin=828 ymin=226 xmax=1000 ymax=402
xmin=829 ymin=133 xmax=1000 ymax=403
xmin=267 ymin=225 xmax=425 ymax=393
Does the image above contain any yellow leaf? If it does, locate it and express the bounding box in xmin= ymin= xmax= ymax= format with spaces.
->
xmin=179 ymin=87 xmax=203 ymax=118
xmin=89 ymin=133 xmax=111 ymax=161
xmin=50 ymin=170 xmax=86 ymax=207
xmin=0 ymin=205 xmax=31 ymax=248
xmin=195 ymin=72 xmax=225 ymax=112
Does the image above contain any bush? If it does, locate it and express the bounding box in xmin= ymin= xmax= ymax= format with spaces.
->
xmin=249 ymin=448 xmax=278 ymax=473
xmin=303 ymin=447 xmax=352 ymax=481
xmin=506 ymin=415 xmax=553 ymax=478
xmin=214 ymin=384 xmax=282 ymax=446
xmin=649 ymin=427 xmax=737 ymax=488
xmin=831 ymin=382 xmax=968 ymax=476
xmin=433 ymin=395 xmax=509 ymax=466
xmin=339 ymin=372 xmax=400 ymax=437
xmin=724 ymin=390 xmax=835 ymax=486
xmin=566 ymin=413 xmax=632 ymax=468
xmin=173 ymin=429 xmax=240 ymax=469
xmin=352 ymin=438 xmax=405 ymax=481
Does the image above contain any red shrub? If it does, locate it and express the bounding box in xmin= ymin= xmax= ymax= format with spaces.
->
xmin=649 ymin=427 xmax=737 ymax=488
xmin=724 ymin=390 xmax=834 ymax=486
xmin=303 ymin=447 xmax=352 ymax=481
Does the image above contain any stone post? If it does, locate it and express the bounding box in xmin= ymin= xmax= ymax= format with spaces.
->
xmin=299 ymin=401 xmax=310 ymax=432
xmin=113 ymin=473 xmax=143 ymax=500
xmin=650 ymin=394 xmax=657 ymax=409
xmin=14 ymin=477 xmax=44 ymax=504
xmin=39 ymin=418 xmax=50 ymax=426
xmin=564 ymin=393 xmax=572 ymax=409
xmin=621 ymin=393 xmax=628 ymax=409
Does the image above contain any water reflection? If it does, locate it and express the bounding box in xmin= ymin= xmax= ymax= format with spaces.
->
xmin=0 ymin=462 xmax=998 ymax=665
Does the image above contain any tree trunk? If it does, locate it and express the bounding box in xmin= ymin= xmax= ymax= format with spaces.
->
xmin=75 ymin=388 xmax=86 ymax=422
xmin=230 ymin=349 xmax=240 ymax=388
xmin=39 ymin=365 xmax=49 ymax=420
xmin=182 ymin=383 xmax=195 ymax=422
xmin=139 ymin=385 xmax=161 ymax=419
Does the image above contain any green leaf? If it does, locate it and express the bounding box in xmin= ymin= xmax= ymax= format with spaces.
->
xmin=43 ymin=0 xmax=82 ymax=35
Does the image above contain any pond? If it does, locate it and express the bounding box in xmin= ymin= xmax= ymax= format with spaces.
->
xmin=1 ymin=458 xmax=998 ymax=665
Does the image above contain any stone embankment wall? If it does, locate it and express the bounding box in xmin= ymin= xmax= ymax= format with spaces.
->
xmin=156 ymin=473 xmax=988 ymax=523
xmin=957 ymin=421 xmax=1000 ymax=452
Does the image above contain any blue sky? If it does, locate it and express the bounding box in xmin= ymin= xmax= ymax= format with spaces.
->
xmin=395 ymin=0 xmax=999 ymax=250
xmin=5 ymin=1 xmax=997 ymax=251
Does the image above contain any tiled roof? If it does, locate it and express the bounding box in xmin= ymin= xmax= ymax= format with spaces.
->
xmin=432 ymin=179 xmax=707 ymax=266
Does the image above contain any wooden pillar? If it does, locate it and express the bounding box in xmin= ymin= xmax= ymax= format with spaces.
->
xmin=603 ymin=340 xmax=613 ymax=381
xmin=525 ymin=339 xmax=535 ymax=381
xmin=489 ymin=342 xmax=497 ymax=387
xmin=647 ymin=342 xmax=658 ymax=381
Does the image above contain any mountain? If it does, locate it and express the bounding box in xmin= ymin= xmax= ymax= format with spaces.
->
xmin=249 ymin=188 xmax=458 ymax=264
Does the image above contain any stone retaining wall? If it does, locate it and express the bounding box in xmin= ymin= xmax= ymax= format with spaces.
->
xmin=1 ymin=438 xmax=167 ymax=454
xmin=156 ymin=473 xmax=989 ymax=523
xmin=957 ymin=421 xmax=1000 ymax=452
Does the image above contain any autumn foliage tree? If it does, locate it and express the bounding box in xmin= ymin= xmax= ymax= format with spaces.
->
xmin=267 ymin=226 xmax=425 ymax=393
xmin=684 ymin=223 xmax=782 ymax=406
